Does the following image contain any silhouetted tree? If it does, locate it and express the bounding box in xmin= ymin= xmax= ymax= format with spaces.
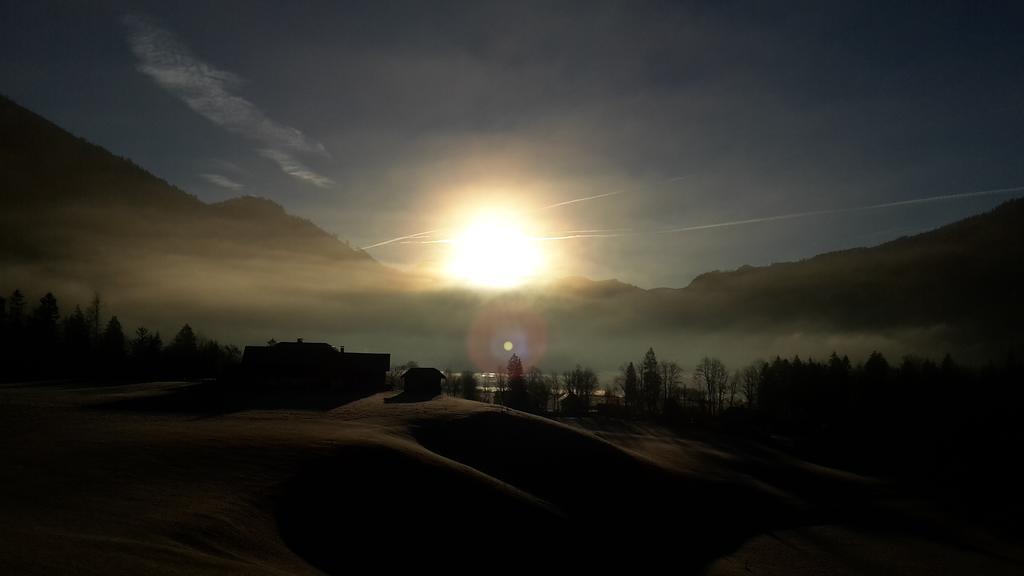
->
xmin=28 ymin=292 xmax=60 ymax=373
xmin=0 ymin=289 xmax=245 ymax=383
xmin=387 ymin=361 xmax=418 ymax=391
xmin=526 ymin=366 xmax=548 ymax=413
xmin=728 ymin=370 xmax=740 ymax=408
xmin=1 ymin=290 xmax=30 ymax=379
xmin=166 ymin=323 xmax=199 ymax=378
xmin=99 ymin=316 xmax=126 ymax=375
xmin=740 ymin=361 xmax=763 ymax=408
xmin=620 ymin=361 xmax=639 ymax=415
xmin=660 ymin=361 xmax=683 ymax=408
xmin=85 ymin=293 xmax=101 ymax=343
xmin=459 ymin=371 xmax=479 ymax=401
xmin=505 ymin=354 xmax=528 ymax=410
xmin=641 ymin=348 xmax=662 ymax=415
xmin=442 ymin=367 xmax=461 ymax=398
xmin=548 ymin=370 xmax=564 ymax=413
xmin=62 ymin=305 xmax=92 ymax=375
xmin=0 ymin=295 xmax=8 ymax=378
xmin=561 ymin=365 xmax=598 ymax=415
xmin=129 ymin=326 xmax=162 ymax=378
xmin=694 ymin=357 xmax=728 ymax=416
xmin=30 ymin=292 xmax=60 ymax=343
xmin=493 ymin=366 xmax=508 ymax=405
xmin=7 ymin=290 xmax=25 ymax=329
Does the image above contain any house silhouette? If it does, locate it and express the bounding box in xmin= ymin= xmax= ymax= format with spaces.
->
xmin=241 ymin=339 xmax=390 ymax=393
xmin=402 ymin=367 xmax=446 ymax=397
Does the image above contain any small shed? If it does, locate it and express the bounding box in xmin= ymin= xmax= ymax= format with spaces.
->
xmin=402 ymin=367 xmax=446 ymax=397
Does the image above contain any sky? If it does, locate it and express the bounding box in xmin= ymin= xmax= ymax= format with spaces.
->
xmin=3 ymin=1 xmax=1024 ymax=288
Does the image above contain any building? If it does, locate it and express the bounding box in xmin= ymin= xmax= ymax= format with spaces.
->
xmin=241 ymin=339 xmax=390 ymax=392
xmin=401 ymin=367 xmax=446 ymax=397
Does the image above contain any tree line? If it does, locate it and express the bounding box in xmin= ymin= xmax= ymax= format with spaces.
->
xmin=435 ymin=355 xmax=601 ymax=416
xmin=0 ymin=289 xmax=240 ymax=381
xmin=435 ymin=345 xmax=1022 ymax=516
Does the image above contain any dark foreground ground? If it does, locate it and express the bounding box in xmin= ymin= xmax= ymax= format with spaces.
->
xmin=0 ymin=380 xmax=1020 ymax=574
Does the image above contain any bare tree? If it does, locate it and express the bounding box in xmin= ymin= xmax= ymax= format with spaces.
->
xmin=526 ymin=366 xmax=548 ymax=413
xmin=660 ymin=361 xmax=683 ymax=405
xmin=729 ymin=370 xmax=740 ymax=408
xmin=387 ymin=360 xmax=417 ymax=391
xmin=717 ymin=369 xmax=729 ymax=413
xmin=493 ymin=365 xmax=508 ymax=405
xmin=602 ymin=383 xmax=619 ymax=408
xmin=694 ymin=357 xmax=728 ymax=416
xmin=741 ymin=362 xmax=764 ymax=408
xmin=442 ymin=367 xmax=455 ymax=397
xmin=617 ymin=362 xmax=640 ymax=415
xmin=548 ymin=371 xmax=563 ymax=413
xmin=562 ymin=365 xmax=598 ymax=415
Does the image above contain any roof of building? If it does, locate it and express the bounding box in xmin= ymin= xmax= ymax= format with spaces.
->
xmin=401 ymin=367 xmax=447 ymax=379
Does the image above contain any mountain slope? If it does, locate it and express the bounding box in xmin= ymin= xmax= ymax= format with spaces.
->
xmin=0 ymin=93 xmax=398 ymax=326
xmin=659 ymin=199 xmax=1024 ymax=350
xmin=0 ymin=94 xmax=373 ymax=268
xmin=2 ymin=94 xmax=1021 ymax=365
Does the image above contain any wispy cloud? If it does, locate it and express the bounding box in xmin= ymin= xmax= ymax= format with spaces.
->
xmin=260 ymin=149 xmax=335 ymax=188
xmin=123 ymin=14 xmax=333 ymax=187
xmin=199 ymin=173 xmax=243 ymax=190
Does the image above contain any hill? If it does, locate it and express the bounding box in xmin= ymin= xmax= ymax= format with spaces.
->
xmin=1 ymin=381 xmax=1019 ymax=573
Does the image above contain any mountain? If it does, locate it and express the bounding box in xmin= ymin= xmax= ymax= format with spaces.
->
xmin=2 ymin=94 xmax=1020 ymax=367
xmin=0 ymin=93 xmax=396 ymax=322
xmin=666 ymin=199 xmax=1024 ymax=341
xmin=0 ymin=94 xmax=374 ymax=268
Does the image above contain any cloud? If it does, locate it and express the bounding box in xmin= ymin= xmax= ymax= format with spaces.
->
xmin=123 ymin=14 xmax=333 ymax=187
xmin=199 ymin=173 xmax=243 ymax=190
xmin=260 ymin=149 xmax=335 ymax=188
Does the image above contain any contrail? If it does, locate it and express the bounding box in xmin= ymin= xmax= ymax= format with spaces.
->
xmin=538 ymin=190 xmax=621 ymax=211
xmin=658 ymin=185 xmax=1024 ymax=235
xmin=363 ymin=190 xmax=622 ymax=250
xmin=536 ymin=232 xmax=635 ymax=241
xmin=399 ymin=238 xmax=453 ymax=245
xmin=360 ymin=230 xmax=436 ymax=250
xmin=534 ymin=184 xmax=1024 ymax=241
xmin=561 ymin=228 xmax=632 ymax=234
xmin=364 ymin=184 xmax=1024 ymax=249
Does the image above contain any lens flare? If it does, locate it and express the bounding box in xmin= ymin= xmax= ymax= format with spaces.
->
xmin=467 ymin=302 xmax=548 ymax=371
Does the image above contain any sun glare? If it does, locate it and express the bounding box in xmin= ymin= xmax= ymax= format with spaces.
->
xmin=446 ymin=214 xmax=544 ymax=288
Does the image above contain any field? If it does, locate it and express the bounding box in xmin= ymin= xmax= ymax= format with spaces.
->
xmin=0 ymin=380 xmax=1019 ymax=574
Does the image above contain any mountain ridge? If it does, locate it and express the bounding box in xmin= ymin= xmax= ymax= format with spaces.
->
xmin=2 ymin=94 xmax=1022 ymax=365
xmin=0 ymin=94 xmax=374 ymax=267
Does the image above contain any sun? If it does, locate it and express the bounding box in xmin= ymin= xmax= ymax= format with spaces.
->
xmin=445 ymin=214 xmax=544 ymax=288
